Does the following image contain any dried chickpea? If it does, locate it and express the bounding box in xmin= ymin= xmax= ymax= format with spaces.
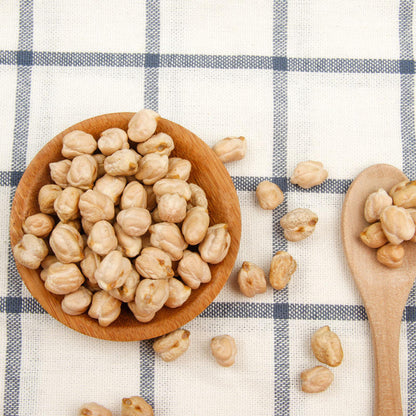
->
xmin=151 ymin=207 xmax=163 ymax=223
xmin=280 ymin=208 xmax=318 ymax=241
xmin=67 ymin=154 xmax=98 ymax=190
xmin=109 ymin=268 xmax=140 ymax=303
xmin=380 ymin=205 xmax=415 ymax=245
xmin=391 ymin=180 xmax=416 ymax=208
xmin=38 ymin=184 xmax=62 ymax=214
xmin=177 ymin=250 xmax=211 ymax=289
xmin=149 ymin=222 xmax=188 ymax=261
xmin=121 ymin=396 xmax=153 ymax=416
xmin=41 ymin=255 xmax=58 ymax=270
xmin=94 ymin=174 xmax=127 ymax=204
xmin=22 ymin=213 xmax=54 ymax=238
xmin=165 ymin=278 xmax=192 ymax=308
xmin=135 ymin=247 xmax=174 ymax=280
xmin=62 ymin=130 xmax=97 ymax=159
xmin=128 ymin=109 xmax=160 ymax=143
xmin=79 ymin=402 xmax=112 ymax=416
xmin=88 ymin=290 xmax=122 ymax=327
xmin=189 ymin=183 xmax=208 ymax=209
xmin=61 ymin=286 xmax=92 ymax=315
xmin=94 ymin=250 xmax=132 ymax=291
xmin=120 ymin=181 xmax=147 ymax=210
xmin=60 ymin=219 xmax=82 ymax=232
xmin=114 ymin=223 xmax=142 ymax=258
xmin=79 ymin=190 xmax=115 ymax=223
xmin=269 ymin=251 xmax=296 ymax=290
xmin=256 ymin=181 xmax=284 ymax=210
xmin=182 ymin=206 xmax=209 ymax=245
xmin=360 ymin=222 xmax=388 ymax=248
xmin=135 ymin=153 xmax=169 ymax=185
xmin=81 ymin=217 xmax=95 ymax=235
xmin=128 ymin=300 xmax=156 ymax=323
xmin=80 ymin=247 xmax=101 ymax=284
xmin=98 ymin=127 xmax=129 ymax=156
xmin=133 ymin=278 xmax=169 ymax=318
xmin=49 ymin=223 xmax=84 ymax=263
xmin=377 ymin=243 xmax=405 ymax=268
xmin=153 ymin=328 xmax=190 ymax=361
xmin=104 ymin=149 xmax=140 ymax=177
xmin=301 ymin=366 xmax=334 ymax=393
xmin=157 ymin=193 xmax=187 ymax=223
xmin=153 ymin=178 xmax=191 ymax=201
xmin=13 ymin=234 xmax=48 ymax=269
xmin=49 ymin=159 xmax=71 ymax=188
xmin=364 ymin=188 xmax=392 ymax=223
xmin=290 ymin=161 xmax=328 ymax=189
xmin=311 ymin=326 xmax=343 ymax=367
xmin=93 ymin=153 xmax=106 ymax=178
xmin=213 ymin=136 xmax=246 ymax=163
xmin=87 ymin=220 xmax=118 ymax=256
xmin=136 ymin=132 xmax=174 ymax=156
xmin=166 ymin=157 xmax=192 ymax=181
xmin=54 ymin=186 xmax=83 ymax=222
xmin=198 ymin=224 xmax=231 ymax=264
xmin=389 ymin=180 xmax=409 ymax=197
xmin=211 ymin=335 xmax=237 ymax=367
xmin=237 ymin=262 xmax=267 ymax=297
xmin=44 ymin=262 xmax=84 ymax=295
xmin=117 ymin=207 xmax=152 ymax=237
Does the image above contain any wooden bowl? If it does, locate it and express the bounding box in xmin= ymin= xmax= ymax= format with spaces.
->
xmin=9 ymin=113 xmax=241 ymax=341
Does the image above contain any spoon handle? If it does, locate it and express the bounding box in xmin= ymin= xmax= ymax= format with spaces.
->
xmin=367 ymin=304 xmax=403 ymax=416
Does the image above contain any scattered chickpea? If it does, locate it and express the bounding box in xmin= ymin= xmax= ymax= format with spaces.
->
xmin=121 ymin=396 xmax=154 ymax=416
xmin=238 ymin=262 xmax=267 ymax=297
xmin=153 ymin=328 xmax=191 ymax=361
xmin=256 ymin=181 xmax=284 ymax=210
xmin=301 ymin=366 xmax=334 ymax=393
xmin=290 ymin=161 xmax=328 ymax=189
xmin=211 ymin=335 xmax=237 ymax=367
xmin=78 ymin=402 xmax=112 ymax=416
xmin=269 ymin=251 xmax=297 ymax=290
xmin=213 ymin=136 xmax=246 ymax=163
xmin=311 ymin=326 xmax=343 ymax=367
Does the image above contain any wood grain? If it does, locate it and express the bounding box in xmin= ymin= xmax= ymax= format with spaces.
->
xmin=9 ymin=112 xmax=241 ymax=341
xmin=341 ymin=164 xmax=416 ymax=416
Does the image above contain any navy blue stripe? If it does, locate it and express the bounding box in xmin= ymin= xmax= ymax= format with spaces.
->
xmin=0 ymin=297 xmax=44 ymax=314
xmin=0 ymin=171 xmax=24 ymax=187
xmin=0 ymin=50 xmax=414 ymax=74
xmin=139 ymin=340 xmax=155 ymax=409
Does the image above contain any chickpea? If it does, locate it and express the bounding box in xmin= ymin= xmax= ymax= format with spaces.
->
xmin=13 ymin=234 xmax=48 ymax=269
xmin=38 ymin=184 xmax=62 ymax=214
xmin=22 ymin=213 xmax=55 ymax=238
xmin=88 ymin=290 xmax=122 ymax=327
xmin=61 ymin=130 xmax=97 ymax=159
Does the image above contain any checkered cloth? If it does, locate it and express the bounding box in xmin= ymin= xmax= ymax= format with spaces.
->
xmin=1 ymin=0 xmax=415 ymax=415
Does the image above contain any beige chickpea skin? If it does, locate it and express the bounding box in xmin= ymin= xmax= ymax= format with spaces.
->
xmin=238 ymin=262 xmax=267 ymax=297
xmin=311 ymin=326 xmax=343 ymax=367
xmin=135 ymin=247 xmax=174 ymax=280
xmin=38 ymin=184 xmax=62 ymax=214
xmin=153 ymin=178 xmax=192 ymax=201
xmin=301 ymin=366 xmax=334 ymax=393
xmin=177 ymin=250 xmax=211 ymax=289
xmin=94 ymin=250 xmax=132 ymax=291
xmin=61 ymin=286 xmax=92 ymax=315
xmin=127 ymin=109 xmax=160 ymax=143
xmin=128 ymin=300 xmax=156 ymax=323
xmin=211 ymin=335 xmax=237 ymax=367
xmin=135 ymin=153 xmax=169 ymax=185
xmin=133 ymin=278 xmax=169 ymax=318
xmin=79 ymin=190 xmax=115 ymax=223
xmin=391 ymin=180 xmax=416 ymax=208
xmin=360 ymin=222 xmax=388 ymax=248
xmin=44 ymin=262 xmax=84 ymax=295
xmin=280 ymin=208 xmax=318 ymax=242
xmin=166 ymin=157 xmax=192 ymax=181
xmin=380 ymin=205 xmax=415 ymax=245
xmin=54 ymin=186 xmax=83 ymax=222
xmin=189 ymin=183 xmax=208 ymax=209
xmin=136 ymin=132 xmax=174 ymax=156
xmin=290 ymin=161 xmax=328 ymax=189
xmin=117 ymin=207 xmax=152 ymax=237
xmin=157 ymin=193 xmax=187 ymax=223
xmin=153 ymin=328 xmax=191 ymax=361
xmin=165 ymin=278 xmax=192 ymax=308
xmin=87 ymin=220 xmax=118 ymax=256
xmin=13 ymin=234 xmax=48 ymax=269
xmin=114 ymin=223 xmax=142 ymax=258
xmin=121 ymin=396 xmax=154 ymax=416
xmin=62 ymin=130 xmax=97 ymax=159
xmin=49 ymin=223 xmax=84 ymax=263
xmin=364 ymin=188 xmax=393 ymax=223
xmin=22 ymin=213 xmax=55 ymax=238
xmin=182 ymin=206 xmax=210 ymax=245
xmin=256 ymin=181 xmax=284 ymax=210
xmin=40 ymin=255 xmax=59 ymax=281
xmin=213 ymin=136 xmax=246 ymax=163
xmin=66 ymin=154 xmax=98 ymax=190
xmin=269 ymin=251 xmax=297 ymax=290
xmin=120 ymin=181 xmax=147 ymax=210
xmin=78 ymin=402 xmax=113 ymax=416
xmin=94 ymin=174 xmax=127 ymax=204
xmin=98 ymin=127 xmax=129 ymax=156
xmin=198 ymin=224 xmax=231 ymax=264
xmin=149 ymin=222 xmax=188 ymax=261
xmin=80 ymin=247 xmax=101 ymax=284
xmin=93 ymin=154 xmax=106 ymax=178
xmin=88 ymin=290 xmax=122 ymax=327
xmin=109 ymin=269 xmax=140 ymax=303
xmin=389 ymin=180 xmax=409 ymax=197
xmin=49 ymin=159 xmax=72 ymax=188
xmin=104 ymin=149 xmax=140 ymax=177
xmin=377 ymin=243 xmax=405 ymax=268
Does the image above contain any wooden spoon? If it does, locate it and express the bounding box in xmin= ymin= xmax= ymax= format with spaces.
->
xmin=342 ymin=163 xmax=416 ymax=416
xmin=9 ymin=112 xmax=241 ymax=341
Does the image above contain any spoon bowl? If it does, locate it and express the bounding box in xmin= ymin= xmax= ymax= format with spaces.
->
xmin=9 ymin=112 xmax=241 ymax=341
xmin=342 ymin=163 xmax=416 ymax=416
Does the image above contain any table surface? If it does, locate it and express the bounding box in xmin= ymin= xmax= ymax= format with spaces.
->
xmin=1 ymin=1 xmax=416 ymax=415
